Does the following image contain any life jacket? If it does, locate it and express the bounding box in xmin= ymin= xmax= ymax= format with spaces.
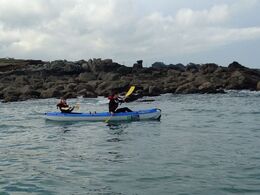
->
xmin=108 ymin=95 xmax=114 ymax=100
xmin=57 ymin=102 xmax=69 ymax=108
xmin=108 ymin=96 xmax=119 ymax=112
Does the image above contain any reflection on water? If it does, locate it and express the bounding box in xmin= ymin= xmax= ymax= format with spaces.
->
xmin=107 ymin=123 xmax=128 ymax=134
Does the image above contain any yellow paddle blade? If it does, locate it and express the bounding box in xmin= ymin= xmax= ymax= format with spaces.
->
xmin=125 ymin=86 xmax=135 ymax=97
xmin=74 ymin=103 xmax=80 ymax=111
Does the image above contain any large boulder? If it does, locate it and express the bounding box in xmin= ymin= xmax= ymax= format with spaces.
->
xmin=257 ymin=81 xmax=260 ymax=91
xmin=85 ymin=58 xmax=121 ymax=73
xmin=148 ymin=86 xmax=162 ymax=96
xmin=228 ymin=61 xmax=248 ymax=71
xmin=226 ymin=70 xmax=257 ymax=90
xmin=76 ymin=83 xmax=95 ymax=93
xmin=3 ymin=95 xmax=20 ymax=102
xmin=133 ymin=60 xmax=143 ymax=70
xmin=77 ymin=72 xmax=97 ymax=82
xmin=95 ymin=81 xmax=130 ymax=96
xmin=14 ymin=76 xmax=30 ymax=85
xmin=63 ymin=62 xmax=83 ymax=73
xmin=186 ymin=63 xmax=200 ymax=73
xmin=40 ymin=88 xmax=63 ymax=98
xmin=152 ymin=62 xmax=185 ymax=72
xmin=171 ymin=63 xmax=186 ymax=72
xmin=175 ymin=83 xmax=199 ymax=94
xmin=2 ymin=86 xmax=21 ymax=102
xmin=116 ymin=66 xmax=132 ymax=75
xmin=151 ymin=62 xmax=167 ymax=69
xmin=200 ymin=63 xmax=218 ymax=74
xmin=19 ymin=85 xmax=41 ymax=100
xmin=198 ymin=82 xmax=218 ymax=93
xmin=97 ymin=72 xmax=120 ymax=81
xmin=46 ymin=60 xmax=83 ymax=75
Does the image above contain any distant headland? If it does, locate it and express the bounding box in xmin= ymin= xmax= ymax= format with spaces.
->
xmin=0 ymin=58 xmax=260 ymax=102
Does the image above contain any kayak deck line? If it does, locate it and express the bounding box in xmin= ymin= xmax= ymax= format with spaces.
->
xmin=44 ymin=108 xmax=161 ymax=122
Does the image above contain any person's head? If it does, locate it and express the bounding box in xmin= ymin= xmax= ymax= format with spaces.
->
xmin=60 ymin=97 xmax=66 ymax=103
xmin=112 ymin=91 xmax=119 ymax=98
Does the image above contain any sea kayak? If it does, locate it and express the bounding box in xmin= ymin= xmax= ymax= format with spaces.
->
xmin=44 ymin=108 xmax=161 ymax=122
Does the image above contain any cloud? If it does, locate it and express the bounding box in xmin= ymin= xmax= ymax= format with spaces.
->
xmin=175 ymin=4 xmax=229 ymax=27
xmin=0 ymin=0 xmax=259 ymax=66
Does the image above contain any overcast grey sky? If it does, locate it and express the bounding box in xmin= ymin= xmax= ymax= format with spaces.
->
xmin=0 ymin=0 xmax=260 ymax=67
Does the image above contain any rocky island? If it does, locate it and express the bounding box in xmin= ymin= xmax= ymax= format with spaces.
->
xmin=0 ymin=58 xmax=260 ymax=103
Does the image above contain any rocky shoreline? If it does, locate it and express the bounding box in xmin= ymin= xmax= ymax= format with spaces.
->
xmin=0 ymin=58 xmax=260 ymax=102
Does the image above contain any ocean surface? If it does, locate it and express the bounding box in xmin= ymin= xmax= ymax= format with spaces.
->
xmin=0 ymin=91 xmax=260 ymax=195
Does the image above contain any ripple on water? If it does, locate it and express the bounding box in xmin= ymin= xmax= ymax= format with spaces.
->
xmin=1 ymin=93 xmax=260 ymax=194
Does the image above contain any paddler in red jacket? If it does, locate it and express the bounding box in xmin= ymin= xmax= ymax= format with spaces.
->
xmin=57 ymin=98 xmax=74 ymax=113
xmin=108 ymin=92 xmax=132 ymax=113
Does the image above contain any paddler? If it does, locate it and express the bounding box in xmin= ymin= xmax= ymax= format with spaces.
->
xmin=57 ymin=98 xmax=74 ymax=113
xmin=108 ymin=91 xmax=132 ymax=113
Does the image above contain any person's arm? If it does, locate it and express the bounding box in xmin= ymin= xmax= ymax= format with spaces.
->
xmin=117 ymin=97 xmax=125 ymax=103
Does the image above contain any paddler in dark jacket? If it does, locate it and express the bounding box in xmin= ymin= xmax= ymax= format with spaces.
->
xmin=108 ymin=92 xmax=132 ymax=113
xmin=57 ymin=98 xmax=74 ymax=113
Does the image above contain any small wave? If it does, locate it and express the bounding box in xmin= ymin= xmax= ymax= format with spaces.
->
xmin=182 ymin=108 xmax=216 ymax=113
xmin=30 ymin=111 xmax=45 ymax=116
xmin=97 ymin=99 xmax=109 ymax=105
xmin=220 ymin=187 xmax=260 ymax=194
xmin=0 ymin=124 xmax=34 ymax=130
xmin=225 ymin=90 xmax=260 ymax=96
xmin=239 ymin=111 xmax=260 ymax=115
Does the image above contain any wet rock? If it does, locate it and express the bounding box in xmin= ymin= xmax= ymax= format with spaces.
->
xmin=40 ymin=88 xmax=63 ymax=98
xmin=1 ymin=58 xmax=260 ymax=102
xmin=97 ymin=72 xmax=120 ymax=81
xmin=200 ymin=63 xmax=218 ymax=74
xmin=85 ymin=58 xmax=121 ymax=73
xmin=175 ymin=83 xmax=199 ymax=94
xmin=167 ymin=69 xmax=181 ymax=77
xmin=116 ymin=66 xmax=132 ymax=75
xmin=76 ymin=83 xmax=95 ymax=93
xmin=96 ymin=81 xmax=130 ymax=96
xmin=198 ymin=82 xmax=219 ymax=93
xmin=135 ymin=60 xmax=143 ymax=68
xmin=226 ymin=71 xmax=257 ymax=90
xmin=151 ymin=62 xmax=167 ymax=69
xmin=148 ymin=86 xmax=162 ymax=96
xmin=186 ymin=63 xmax=201 ymax=73
xmin=77 ymin=72 xmax=97 ymax=82
xmin=46 ymin=60 xmax=83 ymax=75
xmin=228 ymin=61 xmax=248 ymax=71
xmin=257 ymin=81 xmax=260 ymax=91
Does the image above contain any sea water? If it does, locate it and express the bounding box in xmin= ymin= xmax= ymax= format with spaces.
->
xmin=0 ymin=91 xmax=260 ymax=195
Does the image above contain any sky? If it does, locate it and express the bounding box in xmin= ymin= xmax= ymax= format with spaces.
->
xmin=0 ymin=0 xmax=260 ymax=68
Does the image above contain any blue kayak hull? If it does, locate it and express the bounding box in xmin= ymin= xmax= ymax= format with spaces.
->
xmin=45 ymin=108 xmax=161 ymax=122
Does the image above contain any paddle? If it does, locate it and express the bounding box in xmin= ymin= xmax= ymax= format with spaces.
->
xmin=105 ymin=86 xmax=135 ymax=123
xmin=74 ymin=103 xmax=80 ymax=111
xmin=124 ymin=86 xmax=135 ymax=99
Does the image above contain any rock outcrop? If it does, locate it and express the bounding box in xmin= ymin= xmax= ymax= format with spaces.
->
xmin=0 ymin=58 xmax=259 ymax=102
